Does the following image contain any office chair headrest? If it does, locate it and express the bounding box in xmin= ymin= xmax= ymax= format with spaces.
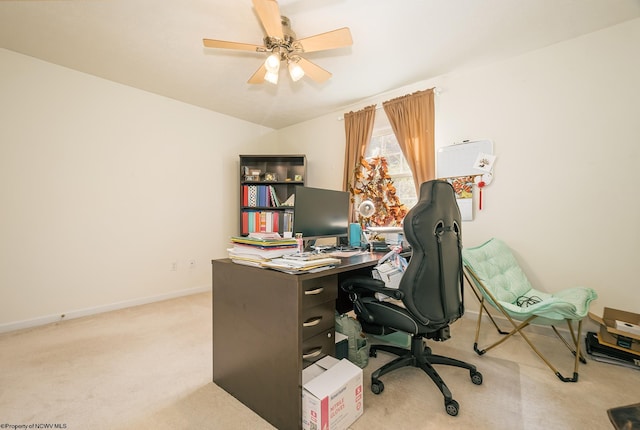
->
xmin=406 ymin=180 xmax=460 ymax=231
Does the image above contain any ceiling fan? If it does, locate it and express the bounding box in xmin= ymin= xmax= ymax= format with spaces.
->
xmin=202 ymin=0 xmax=353 ymax=85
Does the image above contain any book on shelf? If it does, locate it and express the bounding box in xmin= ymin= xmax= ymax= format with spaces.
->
xmin=282 ymin=210 xmax=294 ymax=233
xmin=269 ymin=185 xmax=280 ymax=207
xmin=258 ymin=185 xmax=268 ymax=207
xmin=242 ymin=184 xmax=282 ymax=208
xmin=241 ymin=211 xmax=281 ymax=235
xmin=247 ymin=185 xmax=258 ymax=206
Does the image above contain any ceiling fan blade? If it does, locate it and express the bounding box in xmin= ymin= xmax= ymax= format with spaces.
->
xmin=252 ymin=0 xmax=284 ymax=39
xmin=297 ymin=57 xmax=332 ymax=83
xmin=296 ymin=27 xmax=353 ymax=53
xmin=248 ymin=63 xmax=267 ymax=84
xmin=203 ymin=39 xmax=264 ymax=52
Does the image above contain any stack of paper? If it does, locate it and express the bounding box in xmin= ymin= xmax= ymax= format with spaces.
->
xmin=262 ymin=257 xmax=341 ymax=274
xmin=282 ymin=252 xmax=331 ymax=261
xmin=228 ymin=233 xmax=299 ymax=267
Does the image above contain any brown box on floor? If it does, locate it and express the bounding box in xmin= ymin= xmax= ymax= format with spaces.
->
xmin=589 ymin=307 xmax=640 ymax=356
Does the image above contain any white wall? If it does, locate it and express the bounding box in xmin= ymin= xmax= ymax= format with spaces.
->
xmin=277 ymin=111 xmax=347 ymax=190
xmin=277 ymin=18 xmax=640 ymax=316
xmin=2 ymin=17 xmax=638 ymax=331
xmin=0 ymin=49 xmax=274 ymax=330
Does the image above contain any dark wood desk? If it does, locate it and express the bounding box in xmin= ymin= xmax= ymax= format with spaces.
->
xmin=211 ymin=252 xmax=389 ymax=430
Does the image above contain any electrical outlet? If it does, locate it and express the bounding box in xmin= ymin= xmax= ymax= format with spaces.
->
xmin=189 ymin=259 xmax=196 ymax=269
xmin=171 ymin=261 xmax=178 ymax=271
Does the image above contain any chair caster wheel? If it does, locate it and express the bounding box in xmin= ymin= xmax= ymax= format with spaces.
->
xmin=445 ymin=399 xmax=459 ymax=416
xmin=371 ymin=380 xmax=384 ymax=394
xmin=471 ymin=371 xmax=483 ymax=385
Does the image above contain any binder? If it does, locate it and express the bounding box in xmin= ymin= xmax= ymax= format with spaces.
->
xmin=249 ymin=211 xmax=256 ymax=233
xmin=242 ymin=211 xmax=249 ymax=235
xmin=248 ymin=185 xmax=258 ymax=207
xmin=269 ymin=185 xmax=280 ymax=207
xmin=265 ymin=212 xmax=273 ymax=233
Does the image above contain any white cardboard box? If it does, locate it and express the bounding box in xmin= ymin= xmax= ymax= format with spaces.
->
xmin=302 ymin=356 xmax=364 ymax=430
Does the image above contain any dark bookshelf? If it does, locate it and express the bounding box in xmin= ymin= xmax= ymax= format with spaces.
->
xmin=239 ymin=154 xmax=306 ymax=236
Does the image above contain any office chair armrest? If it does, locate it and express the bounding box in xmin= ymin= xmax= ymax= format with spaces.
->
xmin=340 ymin=276 xmax=405 ymax=300
xmin=341 ymin=276 xmax=404 ymax=324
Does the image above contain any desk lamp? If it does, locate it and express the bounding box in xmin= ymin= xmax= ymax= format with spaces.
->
xmin=358 ymin=200 xmax=405 ymax=250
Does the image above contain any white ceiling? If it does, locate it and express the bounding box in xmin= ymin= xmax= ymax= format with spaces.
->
xmin=1 ymin=0 xmax=639 ymax=129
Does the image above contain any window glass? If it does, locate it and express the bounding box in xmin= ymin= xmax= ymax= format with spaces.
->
xmin=364 ymin=128 xmax=418 ymax=209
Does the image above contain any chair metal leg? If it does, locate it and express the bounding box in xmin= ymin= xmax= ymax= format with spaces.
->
xmin=551 ymin=321 xmax=587 ymax=364
xmin=474 ymin=311 xmax=536 ymax=355
xmin=478 ymin=307 xmax=581 ymax=381
xmin=464 ymin=266 xmax=584 ymax=382
xmin=467 ymin=273 xmax=510 ymax=336
xmin=478 ymin=308 xmax=583 ymax=382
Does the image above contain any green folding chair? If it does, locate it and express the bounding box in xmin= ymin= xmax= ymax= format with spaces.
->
xmin=462 ymin=238 xmax=598 ymax=382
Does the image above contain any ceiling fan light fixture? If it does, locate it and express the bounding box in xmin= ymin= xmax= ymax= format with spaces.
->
xmin=264 ymin=69 xmax=279 ymax=85
xmin=264 ymin=52 xmax=281 ymax=73
xmin=288 ymin=59 xmax=304 ymax=82
xmin=202 ymin=0 xmax=353 ymax=85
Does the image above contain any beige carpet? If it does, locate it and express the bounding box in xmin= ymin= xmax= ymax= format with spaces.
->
xmin=356 ymin=343 xmax=523 ymax=430
xmin=1 ymin=291 xmax=638 ymax=430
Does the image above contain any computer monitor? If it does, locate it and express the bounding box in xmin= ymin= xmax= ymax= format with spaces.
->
xmin=293 ymin=186 xmax=349 ymax=243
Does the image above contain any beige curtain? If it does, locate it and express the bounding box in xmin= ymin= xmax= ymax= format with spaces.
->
xmin=343 ymin=105 xmax=376 ymax=222
xmin=382 ymin=88 xmax=435 ymax=194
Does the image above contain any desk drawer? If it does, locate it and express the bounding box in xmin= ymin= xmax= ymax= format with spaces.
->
xmin=302 ymin=275 xmax=338 ymax=309
xmin=302 ymin=302 xmax=335 ymax=339
xmin=302 ymin=328 xmax=335 ymax=366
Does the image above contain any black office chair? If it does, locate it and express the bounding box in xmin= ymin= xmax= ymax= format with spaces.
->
xmin=341 ymin=180 xmax=482 ymax=416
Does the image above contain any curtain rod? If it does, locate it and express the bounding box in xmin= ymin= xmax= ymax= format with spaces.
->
xmin=337 ymin=87 xmax=441 ymax=121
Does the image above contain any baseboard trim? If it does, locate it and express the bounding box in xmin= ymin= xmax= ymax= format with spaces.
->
xmin=0 ymin=285 xmax=211 ymax=334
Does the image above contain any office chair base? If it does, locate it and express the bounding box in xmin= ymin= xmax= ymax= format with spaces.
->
xmin=369 ymin=335 xmax=482 ymax=416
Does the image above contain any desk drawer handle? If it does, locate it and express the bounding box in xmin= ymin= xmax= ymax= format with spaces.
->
xmin=302 ymin=348 xmax=323 ymax=360
xmin=303 ymin=317 xmax=322 ymax=327
xmin=304 ymin=287 xmax=324 ymax=295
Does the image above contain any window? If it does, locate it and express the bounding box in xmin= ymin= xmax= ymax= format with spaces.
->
xmin=364 ymin=128 xmax=418 ymax=209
